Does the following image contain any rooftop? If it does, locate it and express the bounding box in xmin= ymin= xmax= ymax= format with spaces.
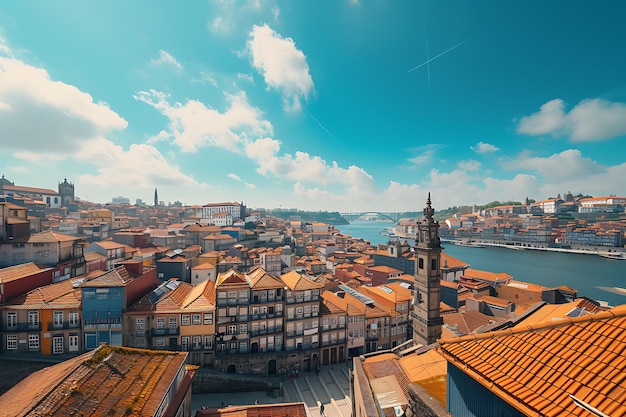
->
xmin=0 ymin=345 xmax=189 ymax=417
xmin=439 ymin=304 xmax=626 ymax=417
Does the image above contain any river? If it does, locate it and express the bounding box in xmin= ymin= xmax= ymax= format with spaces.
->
xmin=337 ymin=220 xmax=626 ymax=307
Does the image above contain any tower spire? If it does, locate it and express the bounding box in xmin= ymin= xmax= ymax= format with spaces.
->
xmin=154 ymin=187 xmax=158 ymax=207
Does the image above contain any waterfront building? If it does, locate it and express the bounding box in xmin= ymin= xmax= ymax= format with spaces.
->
xmin=578 ymin=195 xmax=626 ymax=213
xmin=0 ymin=344 xmax=197 ymax=417
xmin=412 ymin=194 xmax=444 ymax=347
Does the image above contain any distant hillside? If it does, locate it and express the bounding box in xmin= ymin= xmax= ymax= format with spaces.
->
xmin=267 ymin=209 xmax=349 ymax=225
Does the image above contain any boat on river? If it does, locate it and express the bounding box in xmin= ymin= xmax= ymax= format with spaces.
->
xmin=599 ymin=252 xmax=626 ymax=260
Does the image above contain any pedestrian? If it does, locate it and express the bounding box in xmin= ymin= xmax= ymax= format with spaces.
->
xmin=320 ymin=403 xmax=325 ymax=416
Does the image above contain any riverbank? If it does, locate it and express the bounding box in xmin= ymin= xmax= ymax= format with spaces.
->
xmin=440 ymin=239 xmax=626 ymax=259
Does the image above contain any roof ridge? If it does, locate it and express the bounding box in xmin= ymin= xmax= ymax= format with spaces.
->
xmin=439 ymin=303 xmax=626 ymax=345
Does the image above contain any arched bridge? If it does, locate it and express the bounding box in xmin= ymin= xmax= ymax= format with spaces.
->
xmin=340 ymin=212 xmax=402 ymax=222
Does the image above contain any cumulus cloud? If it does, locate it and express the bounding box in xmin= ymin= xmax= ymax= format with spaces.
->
xmin=471 ymin=141 xmax=500 ymax=154
xmin=134 ymin=89 xmax=273 ymax=153
xmin=0 ymin=55 xmax=127 ymax=152
xmin=247 ymin=24 xmax=315 ymax=112
xmin=150 ymin=50 xmax=182 ymax=71
xmin=458 ymin=159 xmax=481 ymax=171
xmin=504 ymin=149 xmax=601 ymax=182
xmin=517 ymin=98 xmax=626 ymax=142
xmin=228 ymin=173 xmax=241 ymax=181
xmin=245 ymin=182 xmax=256 ymax=189
xmin=77 ymin=138 xmax=197 ymax=187
xmin=146 ymin=130 xmax=170 ymax=144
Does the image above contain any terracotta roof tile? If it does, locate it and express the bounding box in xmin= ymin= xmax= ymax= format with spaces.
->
xmin=439 ymin=304 xmax=626 ymax=417
xmin=0 ymin=262 xmax=44 ymax=283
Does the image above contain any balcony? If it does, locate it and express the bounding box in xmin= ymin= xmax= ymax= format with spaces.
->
xmin=250 ymin=326 xmax=283 ymax=337
xmin=46 ymin=321 xmax=80 ymax=331
xmin=3 ymin=323 xmax=41 ymax=332
xmin=151 ymin=327 xmax=180 ymax=336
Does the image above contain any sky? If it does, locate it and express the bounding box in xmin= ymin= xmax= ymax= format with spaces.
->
xmin=1 ymin=1 xmax=625 ymax=213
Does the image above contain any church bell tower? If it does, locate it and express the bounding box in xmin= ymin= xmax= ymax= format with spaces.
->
xmin=412 ymin=193 xmax=443 ymax=347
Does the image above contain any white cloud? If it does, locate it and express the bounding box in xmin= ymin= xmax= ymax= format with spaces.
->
xmin=228 ymin=173 xmax=241 ymax=181
xmin=503 ymin=149 xmax=601 ymax=182
xmin=77 ymin=138 xmax=197 ymax=187
xmin=5 ymin=165 xmax=29 ymax=173
xmin=247 ymin=24 xmax=315 ymax=112
xmin=245 ymin=182 xmax=256 ymax=189
xmin=471 ymin=141 xmax=500 ymax=154
xmin=458 ymin=159 xmax=481 ymax=171
xmin=0 ymin=55 xmax=127 ymax=153
xmin=406 ymin=144 xmax=447 ymax=166
xmin=517 ymin=98 xmax=626 ymax=142
xmin=146 ymin=130 xmax=171 ymax=144
xmin=150 ymin=50 xmax=182 ymax=71
xmin=237 ymin=72 xmax=255 ymax=84
xmin=134 ymin=89 xmax=273 ymax=153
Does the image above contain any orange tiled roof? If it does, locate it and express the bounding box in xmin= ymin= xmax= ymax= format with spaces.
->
xmin=28 ymin=230 xmax=80 ymax=243
xmin=441 ymin=252 xmax=469 ymax=269
xmin=462 ymin=268 xmax=512 ymax=282
xmin=0 ymin=262 xmax=43 ymax=283
xmin=280 ymin=270 xmax=324 ymax=291
xmin=438 ymin=304 xmax=626 ymax=417
xmin=0 ymin=345 xmax=188 ymax=417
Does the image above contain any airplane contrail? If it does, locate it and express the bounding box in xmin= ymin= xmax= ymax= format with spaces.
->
xmin=306 ymin=108 xmax=342 ymax=145
xmin=408 ymin=33 xmax=478 ymax=73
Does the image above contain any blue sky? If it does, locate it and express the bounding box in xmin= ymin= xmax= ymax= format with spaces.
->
xmin=1 ymin=1 xmax=625 ymax=212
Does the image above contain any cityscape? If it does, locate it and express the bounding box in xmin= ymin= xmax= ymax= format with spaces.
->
xmin=0 ymin=176 xmax=624 ymax=416
xmin=2 ymin=1 xmax=626 ymax=416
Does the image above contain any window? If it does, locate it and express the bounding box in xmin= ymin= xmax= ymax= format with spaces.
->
xmin=135 ymin=337 xmax=146 ymax=348
xmin=28 ymin=334 xmax=39 ymax=349
xmin=239 ymin=323 xmax=247 ymax=334
xmin=53 ymin=311 xmax=64 ymax=327
xmin=204 ymin=335 xmax=213 ymax=349
xmin=169 ymin=317 xmax=178 ymax=329
xmin=419 ymin=258 xmax=424 ymax=269
xmin=181 ymin=314 xmax=190 ymax=325
xmin=155 ymin=338 xmax=165 ymax=347
xmin=156 ymin=318 xmax=165 ymax=329
xmin=135 ymin=318 xmax=145 ymax=336
xmin=6 ymin=312 xmax=17 ymax=329
xmin=28 ymin=311 xmax=39 ymax=328
xmin=69 ymin=311 xmax=79 ymax=327
xmin=192 ymin=314 xmax=201 ymax=325
xmin=181 ymin=336 xmax=190 ymax=351
xmin=6 ymin=335 xmax=17 ymax=350
xmin=193 ymin=336 xmax=201 ymax=349
xmin=228 ymin=325 xmax=237 ymax=335
xmin=203 ymin=313 xmax=213 ymax=325
xmin=96 ymin=288 xmax=109 ymax=300
xmin=52 ymin=336 xmax=63 ymax=354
